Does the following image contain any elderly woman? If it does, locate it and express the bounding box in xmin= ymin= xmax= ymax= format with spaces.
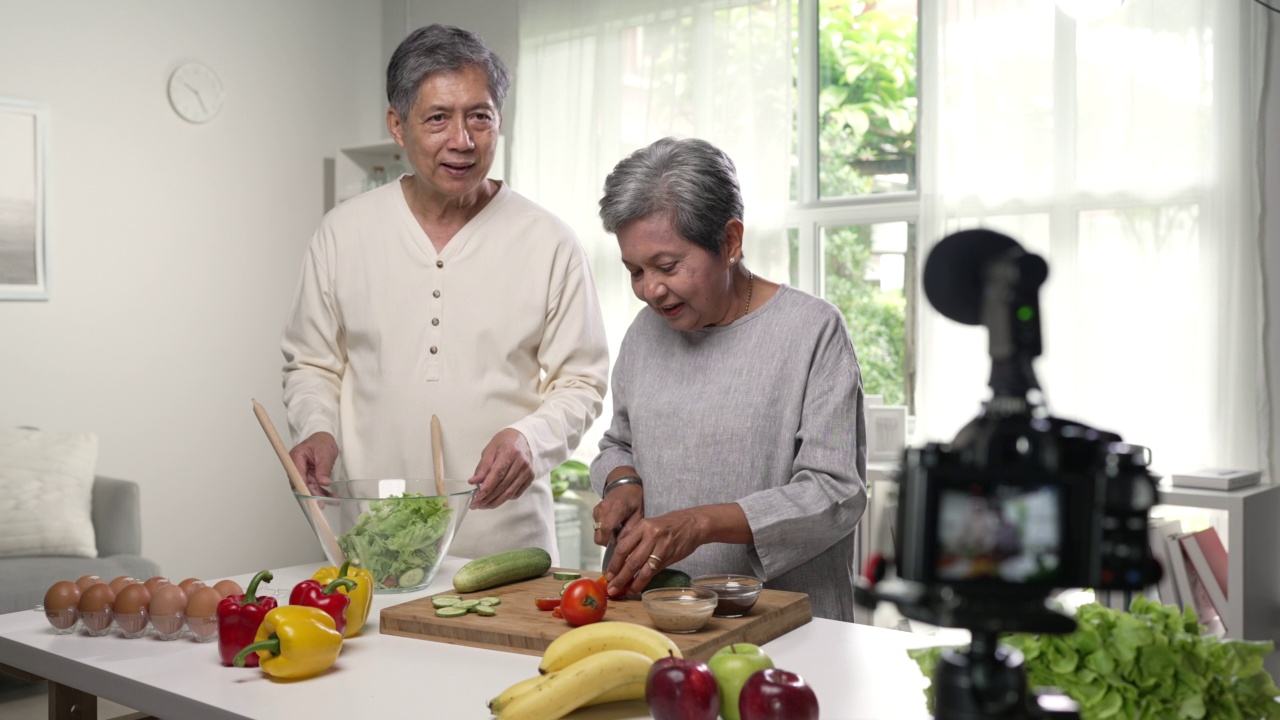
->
xmin=591 ymin=137 xmax=867 ymax=621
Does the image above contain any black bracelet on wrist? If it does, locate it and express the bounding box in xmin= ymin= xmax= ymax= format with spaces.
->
xmin=603 ymin=475 xmax=643 ymax=495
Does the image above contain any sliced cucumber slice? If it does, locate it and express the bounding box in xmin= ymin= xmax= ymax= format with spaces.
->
xmin=434 ymin=605 xmax=469 ymax=618
xmin=473 ymin=604 xmax=497 ymax=616
xmin=431 ymin=596 xmax=459 ymax=608
xmin=552 ymin=571 xmax=581 ymax=581
xmin=398 ymin=567 xmax=426 ymax=588
xmin=455 ymin=599 xmax=481 ymax=609
xmin=478 ymin=597 xmax=502 ymax=606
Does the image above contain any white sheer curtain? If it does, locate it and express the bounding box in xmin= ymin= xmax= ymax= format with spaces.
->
xmin=916 ymin=1 xmax=1271 ymax=478
xmin=511 ymin=0 xmax=793 ymax=459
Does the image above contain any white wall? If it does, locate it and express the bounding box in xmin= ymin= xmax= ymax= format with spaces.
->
xmin=0 ymin=1 xmax=385 ymax=580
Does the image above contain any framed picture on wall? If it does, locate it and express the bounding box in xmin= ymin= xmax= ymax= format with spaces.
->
xmin=0 ymin=98 xmax=50 ymax=301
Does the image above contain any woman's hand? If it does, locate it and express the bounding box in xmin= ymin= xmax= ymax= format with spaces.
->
xmin=604 ymin=503 xmax=754 ymax=597
xmin=592 ymin=484 xmax=645 ymax=549
xmin=288 ymin=432 xmax=339 ymax=497
xmin=467 ymin=429 xmax=534 ymax=509
xmin=603 ymin=508 xmax=707 ymax=597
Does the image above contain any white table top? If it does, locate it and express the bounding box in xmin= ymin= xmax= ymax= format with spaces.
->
xmin=0 ymin=559 xmax=953 ymax=719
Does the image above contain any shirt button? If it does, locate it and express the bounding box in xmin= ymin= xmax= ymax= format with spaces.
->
xmin=436 ymin=260 xmax=444 ymax=268
xmin=430 ymin=346 xmax=438 ymax=354
xmin=431 ymin=318 xmax=440 ymax=326
xmin=432 ymin=290 xmax=441 ymax=298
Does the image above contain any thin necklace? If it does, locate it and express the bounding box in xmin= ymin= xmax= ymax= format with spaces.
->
xmin=742 ymin=270 xmax=754 ymax=320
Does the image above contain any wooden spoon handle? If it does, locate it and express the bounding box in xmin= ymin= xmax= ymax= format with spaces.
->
xmin=252 ymin=399 xmax=344 ymax=561
xmin=430 ymin=414 xmax=447 ymax=496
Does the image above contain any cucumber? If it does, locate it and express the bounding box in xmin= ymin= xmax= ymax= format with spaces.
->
xmin=398 ymin=567 xmax=426 ymax=588
xmin=455 ymin=599 xmax=481 ymax=610
xmin=431 ymin=596 xmax=459 ymax=608
xmin=644 ymin=569 xmax=693 ymax=591
xmin=473 ymin=604 xmax=497 ymax=616
xmin=552 ymin=571 xmax=581 ymax=581
xmin=452 ymin=547 xmax=553 ymax=593
xmin=435 ymin=605 xmax=469 ymax=618
xmin=478 ymin=597 xmax=502 ymax=606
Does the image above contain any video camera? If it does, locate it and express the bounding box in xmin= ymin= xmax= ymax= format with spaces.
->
xmin=856 ymin=229 xmax=1161 ymax=719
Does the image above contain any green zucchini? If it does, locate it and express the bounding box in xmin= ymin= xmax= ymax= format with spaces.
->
xmin=452 ymin=547 xmax=553 ymax=593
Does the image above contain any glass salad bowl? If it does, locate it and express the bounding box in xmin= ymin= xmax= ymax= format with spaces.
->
xmin=294 ymin=478 xmax=475 ymax=594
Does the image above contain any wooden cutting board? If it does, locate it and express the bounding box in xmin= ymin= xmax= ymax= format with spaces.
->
xmin=380 ymin=569 xmax=812 ymax=662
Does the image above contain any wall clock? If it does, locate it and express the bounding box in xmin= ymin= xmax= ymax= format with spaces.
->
xmin=168 ymin=63 xmax=224 ymax=124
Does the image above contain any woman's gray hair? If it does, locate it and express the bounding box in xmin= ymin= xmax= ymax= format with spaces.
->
xmin=386 ymin=24 xmax=511 ymax=119
xmin=599 ymin=137 xmax=744 ymax=257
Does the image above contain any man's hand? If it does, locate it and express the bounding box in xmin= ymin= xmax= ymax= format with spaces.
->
xmin=288 ymin=432 xmax=339 ymax=497
xmin=467 ymin=428 xmax=534 ymax=509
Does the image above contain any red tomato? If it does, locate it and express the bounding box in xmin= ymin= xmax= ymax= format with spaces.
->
xmin=535 ymin=597 xmax=562 ymax=611
xmin=561 ymin=578 xmax=607 ymax=626
xmin=551 ymin=607 xmax=563 ymax=619
xmin=594 ymin=576 xmax=610 ymax=594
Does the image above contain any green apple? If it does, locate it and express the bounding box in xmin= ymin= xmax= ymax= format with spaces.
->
xmin=707 ymin=643 xmax=775 ymax=720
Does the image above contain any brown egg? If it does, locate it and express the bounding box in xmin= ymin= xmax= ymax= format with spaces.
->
xmin=213 ymin=579 xmax=243 ymax=598
xmin=77 ymin=583 xmax=115 ymax=613
xmin=186 ymin=586 xmax=221 ymax=618
xmin=113 ymin=583 xmax=152 ymax=615
xmin=178 ymin=577 xmax=206 ymax=597
xmin=143 ymin=576 xmax=170 ymax=594
xmin=44 ymin=581 xmax=81 ymax=613
xmin=108 ymin=576 xmax=137 ymax=594
xmin=149 ymin=583 xmax=188 ymax=616
xmin=75 ymin=574 xmax=104 ymax=591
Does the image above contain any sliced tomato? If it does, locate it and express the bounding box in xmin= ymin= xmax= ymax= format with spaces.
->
xmin=535 ymin=597 xmax=562 ymax=611
xmin=595 ymin=576 xmax=610 ymax=594
xmin=551 ymin=606 xmax=563 ymax=619
xmin=561 ymin=577 xmax=608 ymax=626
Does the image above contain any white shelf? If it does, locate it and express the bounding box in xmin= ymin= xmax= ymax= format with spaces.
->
xmin=1153 ymin=481 xmax=1280 ymax=673
xmin=330 ymin=140 xmax=406 ymax=211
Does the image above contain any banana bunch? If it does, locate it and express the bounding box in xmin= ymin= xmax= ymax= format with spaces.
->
xmin=488 ymin=622 xmax=683 ymax=719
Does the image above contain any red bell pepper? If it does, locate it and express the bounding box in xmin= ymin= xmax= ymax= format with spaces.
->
xmin=217 ymin=570 xmax=278 ymax=667
xmin=288 ymin=577 xmax=356 ymax=637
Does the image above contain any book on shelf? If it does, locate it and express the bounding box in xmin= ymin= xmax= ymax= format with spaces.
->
xmin=1147 ymin=518 xmax=1184 ymax=607
xmin=1163 ymin=530 xmax=1195 ymax=615
xmin=1169 ymin=468 xmax=1262 ymax=491
xmin=1180 ymin=528 xmax=1229 ymax=627
xmin=1182 ymin=551 xmax=1227 ymax=637
xmin=1181 ymin=526 xmax=1228 ymax=597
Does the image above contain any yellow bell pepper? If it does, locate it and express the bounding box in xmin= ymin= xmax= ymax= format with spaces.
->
xmin=313 ymin=560 xmax=374 ymax=637
xmin=232 ymin=605 xmax=343 ymax=679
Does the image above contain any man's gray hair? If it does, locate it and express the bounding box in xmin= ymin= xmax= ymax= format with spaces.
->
xmin=599 ymin=137 xmax=744 ymax=256
xmin=386 ymin=24 xmax=511 ymax=119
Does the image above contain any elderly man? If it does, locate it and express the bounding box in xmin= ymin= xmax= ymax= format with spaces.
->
xmin=281 ymin=24 xmax=609 ymax=563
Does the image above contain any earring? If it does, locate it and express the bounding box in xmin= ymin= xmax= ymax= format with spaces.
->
xmin=730 ymin=257 xmax=737 ymax=265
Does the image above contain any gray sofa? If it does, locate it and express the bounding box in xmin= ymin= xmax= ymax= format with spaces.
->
xmin=0 ymin=476 xmax=161 ymax=616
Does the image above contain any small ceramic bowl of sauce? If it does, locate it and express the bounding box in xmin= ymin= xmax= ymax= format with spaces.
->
xmin=691 ymin=574 xmax=763 ymax=618
xmin=641 ymin=587 xmax=719 ymax=633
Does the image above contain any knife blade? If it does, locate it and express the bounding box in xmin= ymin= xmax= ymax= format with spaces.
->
xmin=601 ymin=530 xmax=616 ymax=573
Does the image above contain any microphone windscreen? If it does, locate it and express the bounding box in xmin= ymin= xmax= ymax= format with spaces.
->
xmin=923 ymin=229 xmax=1022 ymax=325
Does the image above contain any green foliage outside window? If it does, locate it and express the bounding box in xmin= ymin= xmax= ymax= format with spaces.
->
xmin=809 ymin=3 xmax=917 ymax=407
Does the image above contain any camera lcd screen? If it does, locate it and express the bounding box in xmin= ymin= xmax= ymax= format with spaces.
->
xmin=935 ymin=483 xmax=1062 ymax=583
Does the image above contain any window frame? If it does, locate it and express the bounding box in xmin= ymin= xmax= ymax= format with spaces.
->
xmin=788 ymin=0 xmax=922 ymax=411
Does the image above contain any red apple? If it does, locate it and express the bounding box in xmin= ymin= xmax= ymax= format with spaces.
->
xmin=646 ymin=654 xmax=720 ymax=720
xmin=739 ymin=667 xmax=819 ymax=720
